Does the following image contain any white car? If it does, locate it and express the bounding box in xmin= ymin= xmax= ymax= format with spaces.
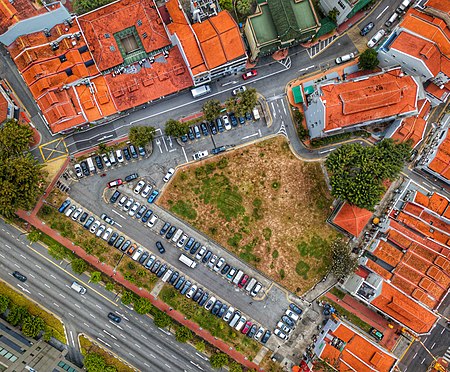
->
xmin=74 ymin=164 xmax=83 ymax=178
xmin=285 ymin=309 xmax=299 ymax=322
xmin=193 ymin=150 xmax=208 ymax=160
xmin=71 ymin=208 xmax=83 ymax=221
xmin=128 ymin=202 xmax=140 ymax=217
xmin=223 ymin=307 xmax=235 ymax=322
xmin=254 ymin=327 xmax=265 ymax=340
xmin=213 ymin=257 xmax=225 ymax=272
xmin=101 ymin=154 xmax=111 ymax=167
xmin=204 ymin=296 xmax=216 ymax=310
xmin=89 ymin=220 xmax=100 ymax=234
xmin=274 ymin=328 xmax=287 ymax=340
xmin=367 ymin=29 xmax=386 ymax=48
xmin=65 ymin=205 xmax=76 ymax=217
xmin=277 ymin=321 xmax=292 ymax=334
xmin=102 ymin=227 xmax=113 ymax=241
xmin=207 ymin=254 xmax=218 ymax=269
xmin=118 ymin=195 xmax=128 ymax=207
xmin=141 ymin=184 xmax=152 ymax=198
xmin=177 ymin=234 xmax=188 ymax=248
xmin=134 ymin=180 xmax=145 ymax=194
xmin=163 ymin=168 xmax=175 ymax=182
xmin=186 ymin=284 xmax=197 ymax=299
xmin=115 ymin=149 xmax=124 ymax=163
xmin=132 ymin=247 xmax=143 ymax=261
xmin=147 ymin=214 xmax=158 ymax=228
xmin=95 ymin=224 xmax=106 ymax=237
xmin=232 ymin=86 xmax=246 ymax=96
xmin=195 ymin=246 xmax=206 ymax=260
xmin=223 ymin=115 xmax=231 ymax=130
xmin=123 ymin=198 xmax=134 ymax=212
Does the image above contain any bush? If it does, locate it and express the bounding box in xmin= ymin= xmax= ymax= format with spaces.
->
xmin=153 ymin=309 xmax=173 ymax=328
xmin=71 ymin=258 xmax=88 ymax=275
xmin=210 ymin=353 xmax=229 ymax=369
xmin=175 ymin=326 xmax=193 ymax=343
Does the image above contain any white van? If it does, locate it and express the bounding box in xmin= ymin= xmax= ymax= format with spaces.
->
xmin=162 ymin=269 xmax=173 ymax=283
xmin=232 ymin=270 xmax=244 ymax=285
xmin=132 ymin=247 xmax=143 ymax=261
xmin=335 ymin=52 xmax=355 ymax=64
xmin=229 ymin=312 xmax=241 ymax=327
xmin=191 ymin=85 xmax=211 ymax=98
xmin=245 ymin=278 xmax=257 ymax=293
xmin=115 ymin=149 xmax=124 ymax=163
xmin=171 ymin=229 xmax=183 ymax=244
xmin=385 ymin=13 xmax=399 ymax=27
xmin=396 ymin=0 xmax=410 ymax=13
xmin=252 ymin=107 xmax=260 ymax=120
xmin=108 ymin=151 xmax=116 ymax=165
xmin=71 ymin=281 xmax=86 ymax=294
xmin=86 ymin=157 xmax=95 ymax=173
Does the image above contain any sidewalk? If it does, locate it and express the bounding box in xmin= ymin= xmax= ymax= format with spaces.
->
xmin=16 ymin=209 xmax=262 ymax=371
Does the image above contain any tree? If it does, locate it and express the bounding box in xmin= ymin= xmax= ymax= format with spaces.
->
xmin=0 ymin=120 xmax=44 ymax=218
xmin=0 ymin=294 xmax=10 ymax=314
xmin=235 ymin=88 xmax=258 ymax=116
xmin=71 ymin=258 xmax=88 ymax=275
xmin=98 ymin=143 xmax=108 ymax=154
xmin=27 ymin=230 xmax=41 ymax=243
xmin=325 ymin=140 xmax=410 ymax=210
xmin=229 ymin=362 xmax=243 ymax=372
xmin=153 ymin=309 xmax=172 ymax=328
xmin=165 ymin=119 xmax=190 ymax=138
xmin=358 ymin=48 xmax=379 ymax=70
xmin=22 ymin=315 xmax=45 ymax=338
xmin=133 ymin=297 xmax=153 ymax=315
xmin=121 ymin=290 xmax=136 ymax=305
xmin=219 ymin=0 xmax=233 ymax=11
xmin=83 ymin=352 xmax=107 ymax=372
xmin=236 ymin=0 xmax=251 ymax=15
xmin=48 ymin=242 xmax=70 ymax=261
xmin=90 ymin=271 xmax=102 ymax=283
xmin=202 ymin=99 xmax=222 ymax=122
xmin=330 ymin=238 xmax=358 ymax=279
xmin=73 ymin=0 xmax=113 ymax=13
xmin=129 ymin=126 xmax=156 ymax=148
xmin=7 ymin=304 xmax=29 ymax=326
xmin=225 ymin=97 xmax=238 ymax=114
xmin=195 ymin=341 xmax=206 ymax=352
xmin=210 ymin=353 xmax=229 ymax=369
xmin=105 ymin=282 xmax=114 ymax=291
xmin=175 ymin=326 xmax=193 ymax=343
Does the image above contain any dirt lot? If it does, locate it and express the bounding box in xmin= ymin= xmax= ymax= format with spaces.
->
xmin=159 ymin=137 xmax=337 ymax=293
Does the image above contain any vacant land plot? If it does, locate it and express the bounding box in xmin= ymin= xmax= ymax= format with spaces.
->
xmin=159 ymin=137 xmax=337 ymax=292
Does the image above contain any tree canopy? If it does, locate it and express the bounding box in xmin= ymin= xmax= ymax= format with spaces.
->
xmin=227 ymin=88 xmax=258 ymax=116
xmin=330 ymin=238 xmax=358 ymax=279
xmin=0 ymin=120 xmax=44 ymax=218
xmin=358 ymin=48 xmax=379 ymax=70
xmin=202 ymin=100 xmax=222 ymax=122
xmin=325 ymin=139 xmax=411 ymax=210
xmin=175 ymin=326 xmax=193 ymax=343
xmin=129 ymin=126 xmax=156 ymax=148
xmin=133 ymin=297 xmax=153 ymax=315
xmin=210 ymin=353 xmax=229 ymax=369
xmin=165 ymin=119 xmax=190 ymax=138
xmin=71 ymin=258 xmax=88 ymax=275
xmin=22 ymin=315 xmax=45 ymax=338
xmin=73 ymin=0 xmax=113 ymax=14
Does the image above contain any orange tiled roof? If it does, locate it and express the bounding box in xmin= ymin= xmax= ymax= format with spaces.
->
xmin=425 ymin=0 xmax=450 ymax=15
xmin=373 ymin=240 xmax=404 ymax=267
xmin=77 ymin=0 xmax=171 ymax=71
xmin=320 ymin=322 xmax=397 ymax=372
xmin=322 ymin=69 xmax=418 ymax=132
xmin=0 ymin=0 xmax=41 ymax=35
xmin=371 ymin=281 xmax=438 ymax=334
xmin=391 ymin=99 xmax=430 ymax=148
xmin=365 ymin=259 xmax=393 ymax=280
xmin=333 ymin=202 xmax=373 ymax=237
xmin=428 ymin=129 xmax=450 ymax=181
xmin=0 ymin=89 xmax=7 ymax=123
xmin=426 ymin=81 xmax=450 ymax=100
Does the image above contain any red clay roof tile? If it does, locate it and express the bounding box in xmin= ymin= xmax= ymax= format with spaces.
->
xmin=333 ymin=203 xmax=373 ymax=237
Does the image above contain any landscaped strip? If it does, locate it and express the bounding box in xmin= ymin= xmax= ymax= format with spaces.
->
xmin=0 ymin=280 xmax=66 ymax=343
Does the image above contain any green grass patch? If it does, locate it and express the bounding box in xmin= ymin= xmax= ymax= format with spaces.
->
xmin=321 ymin=297 xmax=372 ymax=333
xmin=263 ymin=227 xmax=272 ymax=241
xmin=297 ymin=234 xmax=330 ymax=259
xmin=295 ymin=261 xmax=310 ymax=279
xmin=170 ymin=200 xmax=198 ymax=220
xmin=0 ymin=281 xmax=66 ymax=343
xmin=227 ymin=233 xmax=242 ymax=248
xmin=159 ymin=286 xmax=261 ymax=358
xmin=272 ymin=250 xmax=279 ymax=259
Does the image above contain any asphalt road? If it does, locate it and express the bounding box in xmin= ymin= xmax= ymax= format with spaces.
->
xmin=0 ymin=218 xmax=214 ymax=372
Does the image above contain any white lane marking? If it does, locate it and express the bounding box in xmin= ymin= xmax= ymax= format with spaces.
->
xmin=421 ymin=358 xmax=426 ymax=364
xmin=53 ymin=302 xmax=60 ymax=308
xmin=149 ymin=353 xmax=156 ymax=359
xmin=161 ymin=136 xmax=168 ymax=152
xmin=134 ymin=343 xmax=141 ymax=349
xmin=120 ymin=333 xmax=126 ymax=339
xmin=74 ymin=303 xmax=81 ymax=309
xmin=114 ymin=342 xmax=120 ymax=348
xmin=14 ymin=263 xmax=20 ymax=268
xmin=156 ymin=344 xmax=162 ymax=349
xmin=242 ymin=132 xmax=259 ymax=140
xmin=105 ymin=323 xmax=111 ymax=329
xmin=89 ymin=314 xmax=96 ymax=319
xmin=5 ymin=244 xmax=11 ymax=249
xmin=125 ymin=324 xmax=132 ymax=329
xmin=38 ymin=292 xmax=44 ymax=297
xmin=144 ymin=362 xmax=150 ymax=367
xmin=195 ymin=352 xmax=209 ymax=361
xmin=110 ymin=322 xmax=123 ymax=330
xmin=376 ymin=5 xmax=389 ymax=20
xmin=271 ymin=102 xmax=276 ymax=118
xmin=441 ymin=328 xmax=446 ymax=334
xmin=44 ymin=283 xmax=50 ymax=288
xmin=281 ymin=99 xmax=287 ymax=115
xmin=190 ymin=361 xmax=204 ymax=370
xmin=97 ymin=338 xmax=111 ymax=348
xmin=431 ymin=342 xmax=436 ymax=349
xmin=413 ymin=353 xmax=417 ymax=359
xmin=114 ymin=222 xmax=122 ymax=228
xmin=59 ymin=293 xmax=65 ymax=299
xmin=20 ymin=254 xmax=26 ymax=259
xmin=68 ymin=313 xmax=75 ymax=318
xmin=50 ymin=274 xmax=56 ymax=279
xmin=141 ymin=334 xmax=147 ymax=340
xmin=172 ymin=355 xmax=178 ymax=360
xmin=103 ymin=330 xmax=117 ymax=340
xmin=70 ymin=330 xmax=75 ymax=346
xmin=129 ymin=352 xmax=135 ymax=357
xmin=96 ymin=304 xmax=102 ymax=309
xmin=182 ymin=146 xmax=188 ymax=163
xmin=17 ymin=284 xmax=30 ymax=294
xmin=319 ymin=147 xmax=336 ymax=154
xmin=115 ymin=311 xmax=129 ymax=321
xmin=165 ymin=363 xmax=171 ymax=369
xmin=0 ymin=253 xmax=4 ymax=259
xmin=111 ymin=209 xmax=126 ymax=219
xmin=28 ymin=273 xmax=35 ymax=278
xmin=35 ymin=264 xmax=41 ymax=269
xmin=83 ymin=322 xmax=90 ymax=328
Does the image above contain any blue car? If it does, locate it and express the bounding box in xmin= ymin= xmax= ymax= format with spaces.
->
xmin=138 ymin=146 xmax=146 ymax=157
xmin=188 ymin=128 xmax=195 ymax=141
xmin=184 ymin=237 xmax=195 ymax=251
xmin=229 ymin=113 xmax=238 ymax=127
xmin=239 ymin=116 xmax=245 ymax=125
xmin=181 ymin=134 xmax=188 ymax=143
xmin=58 ymin=200 xmax=71 ymax=213
xmin=141 ymin=209 xmax=153 ymax=223
xmin=147 ymin=190 xmax=159 ymax=203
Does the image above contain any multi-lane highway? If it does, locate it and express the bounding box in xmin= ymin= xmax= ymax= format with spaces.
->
xmin=0 ymin=218 xmax=214 ymax=371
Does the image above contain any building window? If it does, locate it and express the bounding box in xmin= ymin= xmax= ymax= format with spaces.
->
xmin=338 ymin=0 xmax=346 ymax=9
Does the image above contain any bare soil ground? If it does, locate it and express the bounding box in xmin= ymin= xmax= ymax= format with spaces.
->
xmin=159 ymin=137 xmax=337 ymax=293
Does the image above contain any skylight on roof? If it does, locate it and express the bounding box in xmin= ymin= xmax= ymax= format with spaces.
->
xmin=137 ymin=20 xmax=142 ymax=26
xmin=105 ymin=33 xmax=110 ymax=38
xmin=110 ymin=45 xmax=116 ymax=52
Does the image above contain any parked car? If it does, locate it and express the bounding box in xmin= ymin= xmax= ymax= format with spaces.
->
xmin=188 ymin=127 xmax=195 ymax=141
xmin=95 ymin=224 xmax=106 ymax=238
xmin=151 ymin=260 xmax=161 ymax=273
xmin=147 ymin=214 xmax=158 ymax=228
xmin=285 ymin=309 xmax=299 ymax=322
xmin=360 ymin=21 xmax=374 ymax=36
xmin=121 ymin=240 xmax=132 ymax=252
xmin=207 ymin=254 xmax=217 ymax=269
xmin=128 ymin=202 xmax=140 ymax=217
xmin=58 ymin=199 xmax=71 ymax=213
xmin=114 ymin=236 xmax=125 ymax=249
xmin=169 ymin=271 xmax=179 ymax=285
xmin=242 ymin=321 xmax=252 ymax=335
xmin=220 ymin=264 xmax=231 ymax=276
xmin=141 ymin=184 xmax=152 ymax=198
xmin=71 ymin=208 xmax=83 ymax=221
xmin=195 ymin=246 xmax=206 ymax=260
xmin=193 ymin=151 xmax=208 ymax=160
xmin=223 ymin=307 xmax=235 ymax=322
xmin=190 ymin=242 xmax=201 ymax=255
xmin=108 ymin=232 xmax=120 ymax=246
xmin=125 ymin=173 xmax=139 ymax=182
xmin=184 ymin=237 xmax=195 ymax=251
xmin=180 ymin=280 xmax=192 ymax=295
xmin=211 ymin=301 xmax=222 ymax=316
xmin=214 ymin=257 xmax=225 ymax=272
xmin=223 ymin=115 xmax=231 ymax=131
xmin=192 ymin=288 xmax=203 ymax=302
xmin=277 ymin=321 xmax=292 ymax=334
xmin=108 ymin=179 xmax=123 ymax=188
xmin=274 ymin=328 xmax=287 ymax=340
xmin=247 ymin=324 xmax=258 ymax=338
xmin=100 ymin=213 xmax=115 ymax=225
xmin=129 ymin=144 xmax=138 ymax=159
xmin=216 ymin=118 xmax=224 ymax=132
xmin=80 ymin=161 xmax=90 ymax=176
xmin=261 ymin=330 xmax=271 ymax=344
xmin=186 ymin=284 xmax=197 ymax=299
xmin=147 ymin=190 xmax=159 ymax=203
xmin=115 ymin=149 xmax=124 ymax=163
xmin=138 ymin=146 xmax=146 ymax=157
xmin=209 ymin=121 xmax=217 ymax=135
xmin=136 ymin=205 xmax=147 ymax=219
xmin=242 ymin=69 xmax=257 ymax=80
xmin=367 ymin=29 xmax=386 ymax=48
xmin=204 ymin=297 xmax=216 ymax=311
xmin=144 ymin=255 xmax=156 ymax=270
xmin=134 ymin=180 xmax=145 ymax=194
xmin=289 ymin=303 xmax=303 ymax=315
xmin=109 ymin=190 xmax=121 ymax=203
xmin=200 ymin=122 xmax=209 ymax=136
xmin=232 ymin=86 xmax=246 ymax=96
xmin=165 ymin=226 xmax=177 ymax=240
xmin=281 ymin=315 xmax=295 ymax=328
xmin=123 ymin=198 xmax=134 ymax=212
xmin=217 ymin=303 xmax=228 ymax=318
xmin=79 ymin=212 xmax=88 ymax=224
xmin=84 ymin=216 xmax=95 ymax=230
xmin=123 ymin=147 xmax=131 ymax=161
xmin=229 ymin=113 xmax=238 ymax=127
xmin=227 ymin=267 xmax=237 ymax=281
xmin=141 ymin=209 xmax=153 ymax=223
xmin=102 ymin=227 xmax=113 ymax=241
xmin=118 ymin=195 xmax=128 ymax=207
xmin=74 ymin=164 xmax=83 ymax=178
xmin=238 ymin=274 xmax=249 ymax=288
xmin=163 ymin=168 xmax=175 ymax=182
xmin=254 ymin=327 xmax=265 ymax=341
xmin=101 ymin=154 xmax=111 ymax=167
xmin=198 ymin=292 xmax=209 ymax=306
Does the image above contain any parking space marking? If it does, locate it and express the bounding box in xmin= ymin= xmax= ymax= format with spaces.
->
xmin=182 ymin=146 xmax=188 ymax=163
xmin=111 ymin=209 xmax=126 ymax=219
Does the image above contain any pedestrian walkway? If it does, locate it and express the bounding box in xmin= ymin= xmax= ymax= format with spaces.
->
xmin=443 ymin=345 xmax=450 ymax=364
xmin=16 ymin=209 xmax=261 ymax=371
xmin=306 ymin=35 xmax=337 ymax=58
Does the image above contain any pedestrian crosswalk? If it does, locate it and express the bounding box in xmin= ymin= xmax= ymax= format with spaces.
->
xmin=306 ymin=35 xmax=337 ymax=58
xmin=443 ymin=345 xmax=450 ymax=363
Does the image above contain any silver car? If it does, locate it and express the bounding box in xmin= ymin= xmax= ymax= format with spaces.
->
xmin=128 ymin=202 xmax=140 ymax=217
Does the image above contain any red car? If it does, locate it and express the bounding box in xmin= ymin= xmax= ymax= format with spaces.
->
xmin=242 ymin=321 xmax=252 ymax=334
xmin=108 ymin=179 xmax=123 ymax=188
xmin=242 ymin=69 xmax=257 ymax=80
xmin=238 ymin=274 xmax=249 ymax=288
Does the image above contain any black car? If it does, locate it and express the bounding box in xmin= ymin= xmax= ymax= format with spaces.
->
xmin=190 ymin=242 xmax=201 ymax=255
xmin=289 ymin=303 xmax=303 ymax=315
xmin=202 ymin=250 xmax=212 ymax=263
xmin=94 ymin=156 xmax=103 ymax=170
xmin=141 ymin=209 xmax=153 ymax=223
xmin=261 ymin=330 xmax=271 ymax=344
xmin=165 ymin=226 xmax=176 ymax=240
xmin=107 ymin=312 xmax=121 ymax=323
xmin=188 ymin=127 xmax=195 ymax=141
xmin=139 ymin=251 xmax=149 ymax=264
xmin=160 ymin=222 xmax=170 ymax=235
xmin=125 ymin=173 xmax=139 ymax=182
xmin=110 ymin=190 xmax=121 ymax=203
xmin=138 ymin=146 xmax=146 ymax=157
xmin=282 ymin=315 xmax=295 ymax=328
xmin=211 ymin=146 xmax=226 ymax=155
xmin=245 ymin=112 xmax=252 ymax=121
xmin=80 ymin=161 xmax=90 ymax=176
xmin=156 ymin=264 xmax=167 ymax=277
xmin=200 ymin=122 xmax=209 ymax=136
xmin=169 ymin=271 xmax=179 ymax=285
xmin=247 ymin=324 xmax=258 ymax=338
xmin=129 ymin=144 xmax=138 ymax=159
xmin=221 ymin=264 xmax=231 ymax=275
xmin=121 ymin=240 xmax=132 ymax=252
xmin=180 ymin=280 xmax=192 ymax=295
xmin=217 ymin=303 xmax=228 ymax=318
xmin=360 ymin=21 xmax=374 ymax=36
xmin=216 ymin=117 xmax=224 ymax=132
xmin=181 ymin=134 xmax=188 ymax=142
xmin=211 ymin=301 xmax=222 ymax=315
xmin=144 ymin=255 xmax=156 ymax=270
xmin=238 ymin=116 xmax=245 ymax=125
xmin=229 ymin=113 xmax=238 ymax=127
xmin=184 ymin=237 xmax=195 ymax=251
xmin=79 ymin=212 xmax=88 ymax=223
xmin=198 ymin=292 xmax=209 ymax=306
xmin=136 ymin=205 xmax=147 ymax=219
xmin=156 ymin=241 xmax=165 ymax=254
xmin=84 ymin=216 xmax=95 ymax=229
xmin=123 ymin=147 xmax=131 ymax=161
xmin=192 ymin=288 xmax=203 ymax=302
xmin=174 ymin=276 xmax=185 ymax=290
xmin=108 ymin=232 xmax=119 ymax=246
xmin=151 ymin=260 xmax=161 ymax=273
xmin=209 ymin=121 xmax=217 ymax=135
xmin=114 ymin=236 xmax=125 ymax=249
xmin=12 ymin=271 xmax=27 ymax=282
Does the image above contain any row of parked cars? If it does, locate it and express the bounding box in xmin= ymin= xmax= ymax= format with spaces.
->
xmin=108 ymin=177 xmax=159 ymax=206
xmin=74 ymin=144 xmax=146 ymax=178
xmin=273 ymin=304 xmax=303 ymax=340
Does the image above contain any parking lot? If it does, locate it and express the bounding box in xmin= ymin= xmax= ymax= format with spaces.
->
xmin=63 ymin=118 xmax=305 ymax=348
